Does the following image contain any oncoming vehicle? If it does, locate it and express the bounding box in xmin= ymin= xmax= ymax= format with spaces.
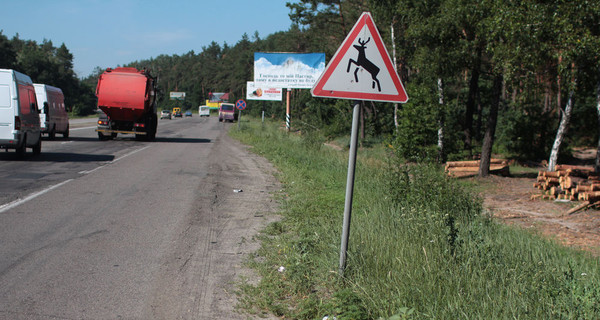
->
xmin=34 ymin=83 xmax=69 ymax=139
xmin=218 ymin=103 xmax=237 ymax=122
xmin=0 ymin=69 xmax=42 ymax=157
xmin=198 ymin=105 xmax=210 ymax=117
xmin=172 ymin=107 xmax=182 ymax=118
xmin=184 ymin=110 xmax=192 ymax=117
xmin=160 ymin=110 xmax=171 ymax=119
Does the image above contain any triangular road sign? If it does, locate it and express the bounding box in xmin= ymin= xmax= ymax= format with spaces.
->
xmin=311 ymin=12 xmax=408 ymax=103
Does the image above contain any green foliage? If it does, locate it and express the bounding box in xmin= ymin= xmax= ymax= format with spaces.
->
xmin=0 ymin=34 xmax=97 ymax=115
xmin=392 ymin=83 xmax=440 ymax=163
xmin=5 ymin=0 xmax=600 ymax=160
xmin=496 ymin=102 xmax=557 ymax=160
xmin=232 ymin=119 xmax=600 ymax=319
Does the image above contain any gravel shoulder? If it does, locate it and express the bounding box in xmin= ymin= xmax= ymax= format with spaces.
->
xmin=145 ymin=131 xmax=281 ymax=319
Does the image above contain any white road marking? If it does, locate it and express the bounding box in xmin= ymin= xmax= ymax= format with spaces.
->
xmin=78 ymin=145 xmax=151 ymax=174
xmin=0 ymin=179 xmax=74 ymax=213
xmin=70 ymin=126 xmax=97 ymax=131
xmin=0 ymin=145 xmax=151 ymax=213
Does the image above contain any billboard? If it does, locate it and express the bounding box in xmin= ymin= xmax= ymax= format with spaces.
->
xmin=246 ymin=82 xmax=282 ymax=101
xmin=208 ymin=92 xmax=229 ymax=102
xmin=254 ymin=52 xmax=325 ymax=89
xmin=169 ymin=92 xmax=186 ymax=100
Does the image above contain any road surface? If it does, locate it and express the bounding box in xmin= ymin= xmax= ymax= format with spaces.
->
xmin=0 ymin=115 xmax=280 ymax=319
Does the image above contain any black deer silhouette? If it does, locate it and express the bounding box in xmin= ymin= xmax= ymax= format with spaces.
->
xmin=346 ymin=37 xmax=381 ymax=92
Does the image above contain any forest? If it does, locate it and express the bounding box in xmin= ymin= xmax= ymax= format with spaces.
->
xmin=2 ymin=0 xmax=600 ymax=168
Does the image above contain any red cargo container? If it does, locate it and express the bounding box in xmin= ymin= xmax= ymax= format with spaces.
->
xmin=95 ymin=67 xmax=157 ymax=140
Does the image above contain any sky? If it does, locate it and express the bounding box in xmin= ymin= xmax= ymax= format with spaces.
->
xmin=1 ymin=0 xmax=296 ymax=78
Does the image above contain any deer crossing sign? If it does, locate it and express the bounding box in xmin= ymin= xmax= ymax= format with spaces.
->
xmin=311 ymin=12 xmax=408 ymax=103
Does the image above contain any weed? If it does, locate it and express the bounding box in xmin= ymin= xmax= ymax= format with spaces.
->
xmin=230 ymin=118 xmax=600 ymax=319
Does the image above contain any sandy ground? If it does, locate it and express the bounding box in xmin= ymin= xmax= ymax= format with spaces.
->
xmin=482 ymin=170 xmax=600 ymax=257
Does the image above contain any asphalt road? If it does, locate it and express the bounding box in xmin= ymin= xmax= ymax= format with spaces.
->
xmin=0 ymin=115 xmax=280 ymax=319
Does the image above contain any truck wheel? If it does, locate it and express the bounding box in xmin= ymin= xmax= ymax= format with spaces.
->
xmin=32 ymin=137 xmax=41 ymax=155
xmin=149 ymin=114 xmax=157 ymax=140
xmin=98 ymin=132 xmax=109 ymax=141
xmin=62 ymin=125 xmax=69 ymax=138
xmin=15 ymin=145 xmax=26 ymax=158
xmin=48 ymin=126 xmax=56 ymax=140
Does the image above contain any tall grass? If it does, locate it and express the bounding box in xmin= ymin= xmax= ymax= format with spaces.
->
xmin=231 ymin=119 xmax=599 ymax=319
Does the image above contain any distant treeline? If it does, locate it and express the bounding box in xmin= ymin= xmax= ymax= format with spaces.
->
xmin=3 ymin=0 xmax=600 ymax=164
xmin=0 ymin=32 xmax=97 ymax=115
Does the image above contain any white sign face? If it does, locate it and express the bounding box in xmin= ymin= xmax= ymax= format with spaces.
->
xmin=254 ymin=53 xmax=325 ymax=89
xmin=311 ymin=12 xmax=408 ymax=103
xmin=169 ymin=91 xmax=186 ymax=100
xmin=246 ymin=82 xmax=282 ymax=101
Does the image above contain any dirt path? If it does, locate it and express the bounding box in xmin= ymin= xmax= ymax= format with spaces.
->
xmin=482 ymin=174 xmax=600 ymax=256
xmin=146 ymin=132 xmax=281 ymax=319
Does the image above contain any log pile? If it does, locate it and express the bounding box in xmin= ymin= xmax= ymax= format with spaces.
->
xmin=532 ymin=164 xmax=600 ymax=214
xmin=445 ymin=159 xmax=510 ymax=178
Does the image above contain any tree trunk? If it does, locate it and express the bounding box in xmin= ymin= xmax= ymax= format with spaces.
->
xmin=595 ymin=69 xmax=600 ymax=173
xmin=548 ymin=79 xmax=576 ymax=172
xmin=437 ymin=78 xmax=446 ymax=163
xmin=479 ymin=74 xmax=503 ymax=177
xmin=464 ymin=49 xmax=482 ymax=156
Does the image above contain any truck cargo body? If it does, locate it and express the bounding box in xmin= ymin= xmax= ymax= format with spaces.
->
xmin=95 ymin=67 xmax=157 ymax=140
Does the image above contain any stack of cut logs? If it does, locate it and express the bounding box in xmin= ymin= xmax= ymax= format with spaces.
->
xmin=533 ymin=165 xmax=600 ymax=203
xmin=445 ymin=159 xmax=510 ymax=178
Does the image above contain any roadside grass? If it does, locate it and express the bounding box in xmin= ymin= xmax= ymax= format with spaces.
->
xmin=230 ymin=119 xmax=600 ymax=319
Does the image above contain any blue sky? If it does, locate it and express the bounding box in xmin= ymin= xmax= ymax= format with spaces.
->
xmin=1 ymin=0 xmax=296 ymax=78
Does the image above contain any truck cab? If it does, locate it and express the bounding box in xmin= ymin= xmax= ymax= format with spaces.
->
xmin=218 ymin=103 xmax=237 ymax=122
xmin=172 ymin=107 xmax=182 ymax=118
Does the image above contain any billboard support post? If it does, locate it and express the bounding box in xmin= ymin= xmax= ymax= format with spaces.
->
xmin=286 ymin=89 xmax=291 ymax=132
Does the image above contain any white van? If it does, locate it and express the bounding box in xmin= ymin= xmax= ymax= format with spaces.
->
xmin=0 ymin=69 xmax=42 ymax=157
xmin=34 ymin=84 xmax=69 ymax=139
xmin=198 ymin=105 xmax=210 ymax=117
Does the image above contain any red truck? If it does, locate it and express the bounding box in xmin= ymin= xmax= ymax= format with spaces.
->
xmin=95 ymin=67 xmax=158 ymax=140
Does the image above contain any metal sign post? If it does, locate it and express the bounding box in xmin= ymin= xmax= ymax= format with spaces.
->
xmin=339 ymin=100 xmax=360 ymax=276
xmin=236 ymin=99 xmax=246 ymax=129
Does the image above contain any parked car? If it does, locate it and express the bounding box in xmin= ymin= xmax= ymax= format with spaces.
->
xmin=160 ymin=110 xmax=171 ymax=119
xmin=198 ymin=105 xmax=210 ymax=117
xmin=0 ymin=69 xmax=42 ymax=157
xmin=184 ymin=110 xmax=192 ymax=117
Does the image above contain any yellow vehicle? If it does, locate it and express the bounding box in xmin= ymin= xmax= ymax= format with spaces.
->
xmin=172 ymin=107 xmax=182 ymax=118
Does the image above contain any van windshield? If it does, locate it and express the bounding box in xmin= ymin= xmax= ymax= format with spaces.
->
xmin=221 ymin=105 xmax=234 ymax=111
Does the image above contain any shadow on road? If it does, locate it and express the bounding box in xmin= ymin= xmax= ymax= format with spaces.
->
xmin=25 ymin=152 xmax=115 ymax=162
xmin=67 ymin=136 xmax=211 ymax=144
xmin=154 ymin=137 xmax=212 ymax=143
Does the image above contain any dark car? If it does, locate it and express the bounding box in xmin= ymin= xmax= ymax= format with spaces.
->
xmin=173 ymin=111 xmax=183 ymax=118
xmin=184 ymin=110 xmax=192 ymax=117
